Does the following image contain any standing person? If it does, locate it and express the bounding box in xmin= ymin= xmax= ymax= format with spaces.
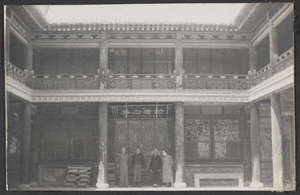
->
xmin=161 ymin=150 xmax=174 ymax=187
xmin=131 ymin=147 xmax=144 ymax=187
xmin=149 ymin=149 xmax=162 ymax=187
xmin=117 ymin=147 xmax=129 ymax=187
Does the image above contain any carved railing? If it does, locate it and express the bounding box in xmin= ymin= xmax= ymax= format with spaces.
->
xmin=108 ymin=74 xmax=176 ymax=89
xmin=253 ymin=47 xmax=294 ymax=86
xmin=274 ymin=47 xmax=294 ymax=74
xmin=6 ymin=62 xmax=27 ymax=85
xmin=184 ymin=74 xmax=250 ymax=90
xmin=110 ymin=60 xmax=174 ymax=75
xmin=33 ymin=74 xmax=99 ymax=90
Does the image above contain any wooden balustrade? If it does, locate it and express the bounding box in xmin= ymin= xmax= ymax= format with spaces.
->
xmin=184 ymin=74 xmax=250 ymax=90
xmin=253 ymin=47 xmax=294 ymax=86
xmin=108 ymin=74 xmax=176 ymax=89
xmin=33 ymin=74 xmax=99 ymax=90
xmin=6 ymin=62 xmax=26 ymax=85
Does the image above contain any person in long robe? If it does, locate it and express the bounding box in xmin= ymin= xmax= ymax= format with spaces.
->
xmin=161 ymin=150 xmax=174 ymax=187
xmin=117 ymin=147 xmax=129 ymax=187
xmin=149 ymin=149 xmax=162 ymax=187
xmin=131 ymin=147 xmax=144 ymax=187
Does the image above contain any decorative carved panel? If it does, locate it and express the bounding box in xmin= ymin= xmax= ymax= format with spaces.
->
xmin=184 ymin=119 xmax=211 ymax=158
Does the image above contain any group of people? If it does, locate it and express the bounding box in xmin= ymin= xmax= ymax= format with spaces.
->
xmin=117 ymin=147 xmax=174 ymax=188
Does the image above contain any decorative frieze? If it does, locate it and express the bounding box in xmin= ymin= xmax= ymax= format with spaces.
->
xmin=30 ymin=33 xmax=100 ymax=40
xmin=106 ymin=33 xmax=176 ymax=39
xmin=31 ymin=94 xmax=249 ymax=103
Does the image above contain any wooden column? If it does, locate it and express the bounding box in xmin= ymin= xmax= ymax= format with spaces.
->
xmin=5 ymin=18 xmax=10 ymax=66
xmin=30 ymin=106 xmax=39 ymax=187
xmin=96 ymin=102 xmax=109 ymax=188
xmin=19 ymin=103 xmax=32 ymax=188
xmin=250 ymin=102 xmax=264 ymax=187
xmin=248 ymin=45 xmax=257 ymax=79
xmin=99 ymin=38 xmax=109 ymax=90
xmin=271 ymin=92 xmax=284 ymax=190
xmin=288 ymin=116 xmax=296 ymax=190
xmin=174 ymin=102 xmax=186 ymax=188
xmin=175 ymin=41 xmax=183 ymax=89
xmin=24 ymin=42 xmax=33 ymax=87
xmin=269 ymin=22 xmax=278 ymax=75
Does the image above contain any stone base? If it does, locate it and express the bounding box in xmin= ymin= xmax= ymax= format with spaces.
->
xmin=30 ymin=182 xmax=38 ymax=187
xmin=174 ymin=182 xmax=187 ymax=188
xmin=18 ymin=184 xmax=31 ymax=189
xmin=250 ymin=182 xmax=264 ymax=188
xmin=96 ymin=182 xmax=109 ymax=189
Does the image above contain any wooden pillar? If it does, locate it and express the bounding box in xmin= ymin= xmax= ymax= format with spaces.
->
xmin=99 ymin=37 xmax=108 ymax=90
xmin=250 ymin=102 xmax=264 ymax=187
xmin=175 ymin=41 xmax=183 ymax=89
xmin=174 ymin=102 xmax=186 ymax=188
xmin=19 ymin=103 xmax=32 ymax=188
xmin=96 ymin=102 xmax=109 ymax=188
xmin=269 ymin=22 xmax=278 ymax=74
xmin=30 ymin=106 xmax=39 ymax=187
xmin=5 ymin=18 xmax=10 ymax=67
xmin=271 ymin=92 xmax=284 ymax=190
xmin=24 ymin=42 xmax=33 ymax=87
xmin=288 ymin=116 xmax=296 ymax=190
xmin=248 ymin=45 xmax=257 ymax=79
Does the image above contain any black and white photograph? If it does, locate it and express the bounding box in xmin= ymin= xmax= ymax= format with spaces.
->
xmin=4 ymin=2 xmax=296 ymax=192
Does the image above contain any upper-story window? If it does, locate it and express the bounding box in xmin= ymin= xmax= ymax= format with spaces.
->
xmin=108 ymin=48 xmax=175 ymax=74
xmin=183 ymin=48 xmax=249 ymax=75
xmin=33 ymin=48 xmax=99 ymax=75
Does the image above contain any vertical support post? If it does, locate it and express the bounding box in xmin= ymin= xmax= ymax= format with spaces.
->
xmin=96 ymin=102 xmax=109 ymax=188
xmin=289 ymin=115 xmax=295 ymax=190
xmin=99 ymin=36 xmax=108 ymax=90
xmin=250 ymin=102 xmax=264 ymax=187
xmin=269 ymin=22 xmax=278 ymax=75
xmin=19 ymin=103 xmax=32 ymax=188
xmin=271 ymin=92 xmax=284 ymax=191
xmin=24 ymin=42 xmax=33 ymax=87
xmin=30 ymin=106 xmax=39 ymax=187
xmin=175 ymin=40 xmax=183 ymax=89
xmin=248 ymin=45 xmax=257 ymax=80
xmin=174 ymin=102 xmax=186 ymax=188
xmin=5 ymin=16 xmax=10 ymax=67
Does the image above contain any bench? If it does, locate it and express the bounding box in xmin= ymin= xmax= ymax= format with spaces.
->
xmin=194 ymin=172 xmax=244 ymax=187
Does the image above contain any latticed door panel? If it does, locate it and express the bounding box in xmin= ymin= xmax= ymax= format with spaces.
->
xmin=114 ymin=120 xmax=128 ymax=158
xmin=128 ymin=121 xmax=142 ymax=154
xmin=155 ymin=120 xmax=169 ymax=152
xmin=213 ymin=119 xmax=241 ymax=159
xmin=184 ymin=118 xmax=211 ymax=159
xmin=141 ymin=120 xmax=155 ymax=157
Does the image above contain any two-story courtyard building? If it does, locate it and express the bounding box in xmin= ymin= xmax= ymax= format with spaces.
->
xmin=5 ymin=3 xmax=295 ymax=191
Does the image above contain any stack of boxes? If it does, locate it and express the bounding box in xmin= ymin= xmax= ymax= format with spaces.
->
xmin=64 ymin=166 xmax=92 ymax=187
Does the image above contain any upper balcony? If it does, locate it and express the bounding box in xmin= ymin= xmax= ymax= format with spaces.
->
xmin=6 ymin=47 xmax=293 ymax=93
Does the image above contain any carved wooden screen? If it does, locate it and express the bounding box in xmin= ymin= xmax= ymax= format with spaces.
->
xmin=184 ymin=117 xmax=241 ymax=160
xmin=113 ymin=119 xmax=170 ymax=157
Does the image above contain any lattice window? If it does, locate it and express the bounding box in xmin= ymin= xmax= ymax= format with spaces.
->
xmin=184 ymin=117 xmax=241 ymax=160
xmin=184 ymin=119 xmax=211 ymax=158
xmin=213 ymin=119 xmax=241 ymax=159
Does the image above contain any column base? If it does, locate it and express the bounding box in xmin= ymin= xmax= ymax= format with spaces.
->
xmin=96 ymin=183 xmax=109 ymax=189
xmin=19 ymin=184 xmax=31 ymax=189
xmin=250 ymin=182 xmax=264 ymax=188
xmin=174 ymin=182 xmax=187 ymax=188
xmin=30 ymin=182 xmax=38 ymax=187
